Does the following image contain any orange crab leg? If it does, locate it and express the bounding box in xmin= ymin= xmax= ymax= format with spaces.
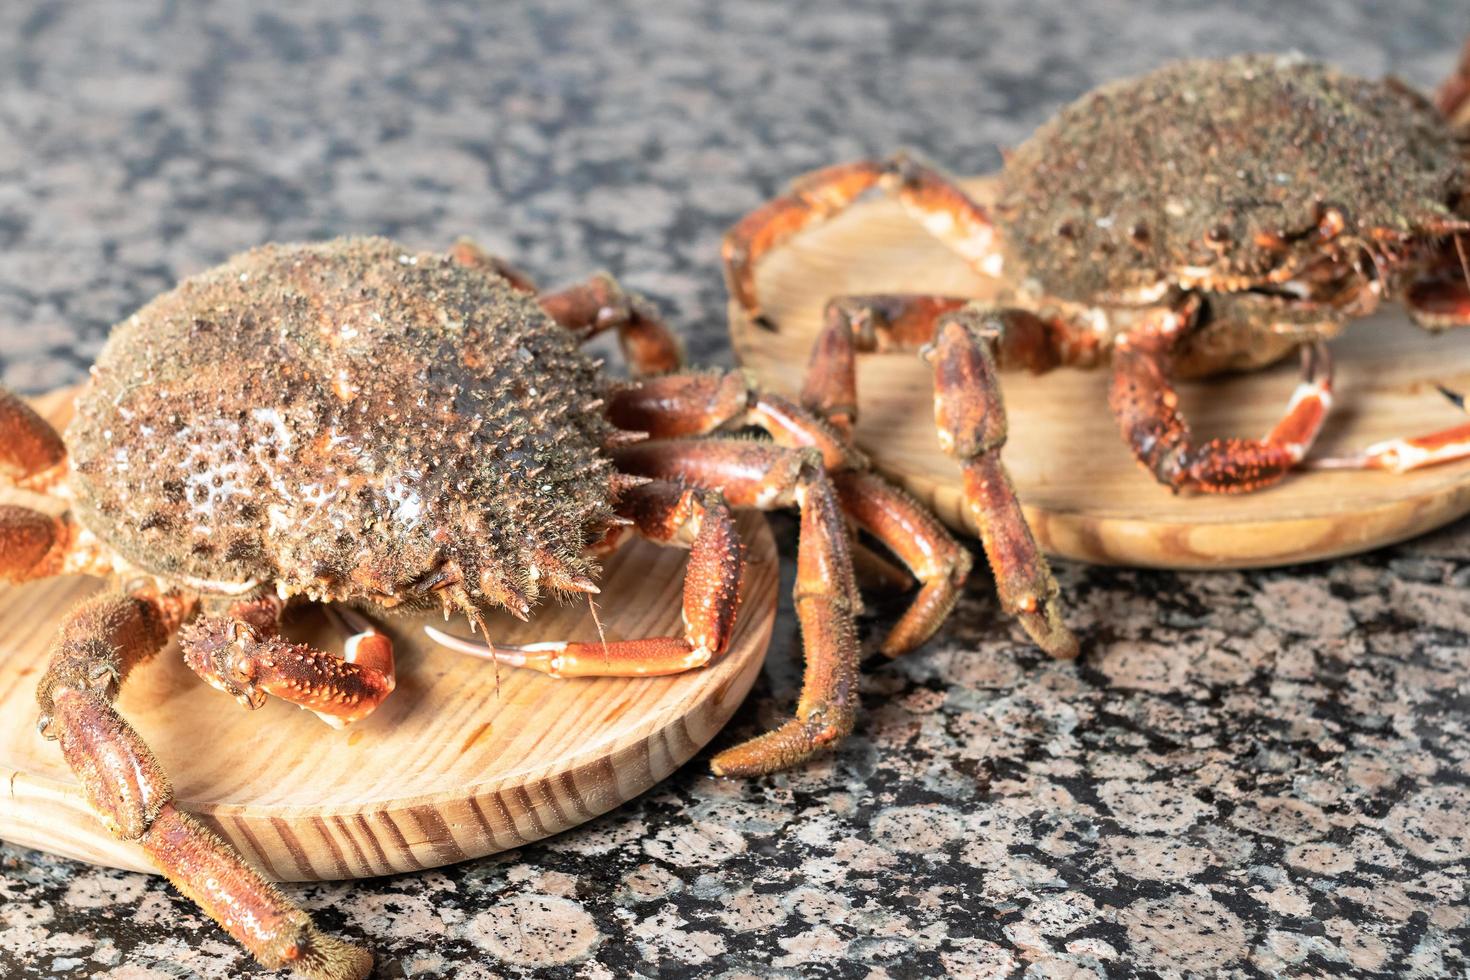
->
xmin=537 ymin=272 xmax=684 ymax=375
xmin=723 ymin=161 xmax=885 ymax=328
xmin=447 ymin=238 xmax=540 ymax=293
xmin=1308 ymin=386 xmax=1470 ymax=473
xmin=1110 ymin=301 xmax=1335 ymax=493
xmin=1435 ymin=36 xmax=1470 ymax=129
xmin=611 ymin=369 xmax=985 ymax=662
xmin=826 ymin=294 xmax=1085 ymax=371
xmin=929 ymin=315 xmax=1077 ymax=658
xmin=614 ymin=439 xmax=861 ymax=776
xmin=38 ymin=590 xmax=372 ymax=979
xmin=0 ymin=387 xmax=66 ymax=488
xmin=833 ymin=470 xmax=972 ymax=657
xmin=428 ymin=481 xmax=744 ymax=677
xmin=0 ymin=506 xmax=112 ymax=583
xmin=608 ymin=370 xmax=859 ymax=471
xmin=179 ymin=596 xmax=395 ymax=728
xmin=723 ymin=154 xmax=1000 ymax=329
xmin=1406 ymin=276 xmax=1470 ymax=330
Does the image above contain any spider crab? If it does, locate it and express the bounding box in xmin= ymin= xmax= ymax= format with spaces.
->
xmin=724 ymin=48 xmax=1470 ymax=505
xmin=0 ymin=236 xmax=1059 ymax=977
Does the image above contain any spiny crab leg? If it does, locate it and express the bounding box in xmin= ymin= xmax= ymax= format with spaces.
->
xmin=538 ymin=272 xmax=684 ymax=375
xmin=610 ymin=369 xmax=988 ymax=657
xmin=798 ymin=306 xmax=1072 ymax=658
xmin=1111 ymin=299 xmax=1336 ymax=493
xmin=0 ymin=387 xmax=67 ymax=491
xmin=1435 ymin=36 xmax=1470 ymax=130
xmin=926 ymin=313 xmax=1077 ymax=658
xmin=1307 ymin=385 xmax=1470 ymax=473
xmin=0 ymin=506 xmax=112 ymax=583
xmin=613 ymin=439 xmax=861 ymax=776
xmin=179 ymin=595 xmax=395 ymax=728
xmin=427 ymin=480 xmax=743 ymax=677
xmin=38 ymin=589 xmax=372 ymax=979
xmin=450 ymin=238 xmax=684 ymax=374
xmin=723 ymin=153 xmax=999 ymax=329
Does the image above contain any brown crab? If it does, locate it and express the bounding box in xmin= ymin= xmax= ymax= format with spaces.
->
xmin=724 ymin=49 xmax=1470 ymax=512
xmin=0 ymin=236 xmax=1029 ymax=978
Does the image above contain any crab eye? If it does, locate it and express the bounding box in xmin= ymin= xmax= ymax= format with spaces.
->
xmin=1205 ymin=224 xmax=1233 ymax=250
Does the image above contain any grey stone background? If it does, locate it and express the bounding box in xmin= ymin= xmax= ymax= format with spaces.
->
xmin=3 ymin=1 xmax=1470 ymax=977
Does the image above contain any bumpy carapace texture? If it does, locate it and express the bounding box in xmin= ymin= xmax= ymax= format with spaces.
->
xmin=67 ymin=238 xmax=619 ymax=613
xmin=996 ymin=54 xmax=1467 ymax=302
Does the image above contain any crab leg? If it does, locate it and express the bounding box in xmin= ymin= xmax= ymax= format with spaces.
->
xmin=447 ymin=240 xmax=684 ymax=374
xmin=538 ymin=273 xmax=684 ymax=375
xmin=615 ymin=439 xmax=860 ymax=776
xmin=821 ymin=294 xmax=1083 ymax=368
xmin=610 ymin=371 xmax=983 ymax=657
xmin=428 ymin=480 xmax=744 ymax=677
xmin=179 ymin=595 xmax=395 ymax=728
xmin=1111 ymin=301 xmax=1335 ymax=493
xmin=0 ymin=387 xmax=66 ymax=489
xmin=723 ymin=154 xmax=1000 ymax=329
xmin=1306 ymin=386 xmax=1470 ymax=473
xmin=0 ymin=506 xmax=113 ymax=582
xmin=927 ymin=314 xmax=1078 ymax=658
xmin=447 ymin=238 xmax=540 ymax=293
xmin=609 ymin=369 xmax=862 ymax=472
xmin=37 ymin=589 xmax=372 ymax=980
xmin=1407 ymin=275 xmax=1470 ymax=330
xmin=832 ymin=470 xmax=972 ymax=656
xmin=1436 ymin=36 xmax=1470 ymax=130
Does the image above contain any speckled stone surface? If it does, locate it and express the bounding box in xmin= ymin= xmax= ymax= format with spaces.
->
xmin=3 ymin=1 xmax=1470 ymax=977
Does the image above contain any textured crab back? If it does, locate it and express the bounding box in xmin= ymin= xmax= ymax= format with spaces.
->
xmin=67 ymin=237 xmax=619 ymax=607
xmin=996 ymin=54 xmax=1467 ymax=302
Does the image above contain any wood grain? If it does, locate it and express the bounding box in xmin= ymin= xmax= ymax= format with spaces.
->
xmin=731 ymin=174 xmax=1470 ymax=569
xmin=0 ymin=389 xmax=777 ymax=881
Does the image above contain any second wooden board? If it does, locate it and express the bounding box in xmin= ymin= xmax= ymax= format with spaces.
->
xmin=0 ymin=390 xmax=778 ymax=881
xmin=731 ymin=175 xmax=1470 ymax=569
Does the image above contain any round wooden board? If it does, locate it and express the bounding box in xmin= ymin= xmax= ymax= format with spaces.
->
xmin=0 ymin=389 xmax=777 ymax=881
xmin=731 ymin=174 xmax=1470 ymax=569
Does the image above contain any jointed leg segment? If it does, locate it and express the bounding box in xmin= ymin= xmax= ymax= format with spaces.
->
xmin=1109 ymin=301 xmax=1335 ymax=493
xmin=0 ymin=387 xmax=66 ymax=489
xmin=723 ymin=153 xmax=1000 ymax=328
xmin=430 ymin=480 xmax=745 ymax=677
xmin=615 ymin=439 xmax=862 ymax=776
xmin=37 ymin=590 xmax=372 ymax=979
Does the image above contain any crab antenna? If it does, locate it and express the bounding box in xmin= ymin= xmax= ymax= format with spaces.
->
xmin=1455 ymin=233 xmax=1470 ymax=292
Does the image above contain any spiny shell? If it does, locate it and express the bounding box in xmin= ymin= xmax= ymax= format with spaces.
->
xmin=67 ymin=237 xmax=618 ymax=610
xmin=997 ymin=54 xmax=1467 ymax=302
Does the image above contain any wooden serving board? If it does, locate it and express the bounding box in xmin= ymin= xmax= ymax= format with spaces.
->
xmin=0 ymin=390 xmax=777 ymax=881
xmin=731 ymin=174 xmax=1470 ymax=569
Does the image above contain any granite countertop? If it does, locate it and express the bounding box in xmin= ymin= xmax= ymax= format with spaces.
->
xmin=3 ymin=1 xmax=1469 ymax=977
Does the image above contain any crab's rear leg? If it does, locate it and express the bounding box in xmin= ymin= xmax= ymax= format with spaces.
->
xmin=615 ymin=439 xmax=861 ymax=775
xmin=428 ymin=480 xmax=744 ymax=677
xmin=1111 ymin=299 xmax=1336 ymax=493
xmin=38 ymin=589 xmax=371 ymax=979
xmin=0 ymin=506 xmax=113 ymax=583
xmin=538 ymin=273 xmax=684 ymax=375
xmin=610 ymin=370 xmax=980 ymax=656
xmin=1435 ymin=36 xmax=1470 ymax=130
xmin=179 ymin=595 xmax=395 ymax=728
xmin=724 ymin=154 xmax=999 ymax=329
xmin=450 ymin=238 xmax=683 ymax=374
xmin=0 ymin=387 xmax=66 ymax=490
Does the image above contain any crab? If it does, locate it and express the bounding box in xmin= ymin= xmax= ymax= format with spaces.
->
xmin=724 ymin=49 xmax=1470 ymax=511
xmin=0 ymin=235 xmax=1051 ymax=978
